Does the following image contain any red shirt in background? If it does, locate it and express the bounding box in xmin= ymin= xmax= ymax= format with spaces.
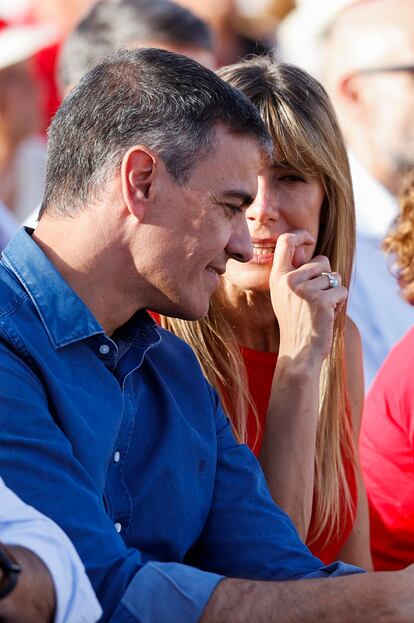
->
xmin=360 ymin=325 xmax=414 ymax=570
xmin=34 ymin=42 xmax=61 ymax=132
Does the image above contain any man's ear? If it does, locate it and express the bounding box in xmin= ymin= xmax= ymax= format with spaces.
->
xmin=337 ymin=73 xmax=366 ymax=121
xmin=121 ymin=146 xmax=157 ymax=221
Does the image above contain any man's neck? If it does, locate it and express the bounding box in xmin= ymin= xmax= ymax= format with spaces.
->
xmin=33 ymin=213 xmax=141 ymax=335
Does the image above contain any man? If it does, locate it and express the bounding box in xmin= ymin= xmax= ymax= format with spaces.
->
xmin=1 ymin=47 xmax=414 ymax=623
xmin=321 ymin=0 xmax=414 ymax=388
xmin=0 ymin=477 xmax=101 ymax=622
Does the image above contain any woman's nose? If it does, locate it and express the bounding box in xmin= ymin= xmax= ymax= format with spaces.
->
xmin=246 ymin=184 xmax=279 ymax=224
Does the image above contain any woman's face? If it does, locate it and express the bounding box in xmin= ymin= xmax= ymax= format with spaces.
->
xmin=223 ymin=159 xmax=325 ymax=292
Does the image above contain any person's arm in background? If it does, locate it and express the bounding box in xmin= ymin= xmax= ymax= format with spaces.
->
xmin=0 ymin=543 xmax=55 ymax=623
xmin=335 ymin=318 xmax=372 ymax=569
xmin=0 ymin=478 xmax=102 ymax=623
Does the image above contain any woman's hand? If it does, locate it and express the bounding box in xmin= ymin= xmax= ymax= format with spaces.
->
xmin=269 ymin=229 xmax=348 ymax=364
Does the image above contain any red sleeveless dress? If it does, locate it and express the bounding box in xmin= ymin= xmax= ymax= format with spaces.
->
xmin=241 ymin=345 xmax=357 ymax=564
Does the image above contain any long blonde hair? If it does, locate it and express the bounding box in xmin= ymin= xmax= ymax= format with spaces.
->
xmin=161 ymin=56 xmax=356 ymax=546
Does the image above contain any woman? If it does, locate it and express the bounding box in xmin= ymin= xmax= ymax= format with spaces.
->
xmin=159 ymin=56 xmax=371 ymax=567
xmin=360 ymin=171 xmax=414 ymax=570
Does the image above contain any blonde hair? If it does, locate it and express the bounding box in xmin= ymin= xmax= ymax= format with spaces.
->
xmin=161 ymin=56 xmax=356 ymax=546
xmin=383 ymin=170 xmax=414 ymax=305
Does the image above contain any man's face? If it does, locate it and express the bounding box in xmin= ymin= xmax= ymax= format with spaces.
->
xmin=141 ymin=127 xmax=263 ymax=320
xmin=332 ymin=0 xmax=414 ymax=192
xmin=361 ymin=66 xmax=414 ymax=190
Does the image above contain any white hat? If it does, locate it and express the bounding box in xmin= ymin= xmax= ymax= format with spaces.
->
xmin=0 ymin=19 xmax=57 ymax=71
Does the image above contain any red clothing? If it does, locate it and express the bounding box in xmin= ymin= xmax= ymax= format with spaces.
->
xmin=34 ymin=43 xmax=62 ymax=131
xmin=360 ymin=326 xmax=414 ymax=570
xmin=241 ymin=346 xmax=357 ymax=564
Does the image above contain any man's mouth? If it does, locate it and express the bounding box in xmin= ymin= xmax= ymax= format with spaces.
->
xmin=206 ymin=266 xmax=220 ymax=275
xmin=205 ymin=264 xmax=225 ymax=286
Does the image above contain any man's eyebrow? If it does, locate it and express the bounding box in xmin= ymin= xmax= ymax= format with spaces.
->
xmin=213 ymin=190 xmax=255 ymax=205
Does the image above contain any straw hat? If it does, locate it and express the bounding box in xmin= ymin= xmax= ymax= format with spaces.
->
xmin=0 ymin=18 xmax=57 ymax=71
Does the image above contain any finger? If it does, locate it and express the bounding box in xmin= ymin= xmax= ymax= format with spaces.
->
xmin=273 ymin=230 xmax=315 ymax=274
xmin=314 ymin=272 xmax=342 ymax=291
xmin=292 ymin=245 xmax=306 ymax=269
xmin=322 ymin=285 xmax=348 ymax=308
xmin=287 ymin=256 xmax=332 ymax=285
xmin=295 ymin=273 xmax=343 ymax=297
xmin=296 ymin=282 xmax=348 ymax=307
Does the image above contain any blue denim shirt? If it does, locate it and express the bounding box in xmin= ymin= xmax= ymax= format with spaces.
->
xmin=0 ymin=229 xmax=363 ymax=622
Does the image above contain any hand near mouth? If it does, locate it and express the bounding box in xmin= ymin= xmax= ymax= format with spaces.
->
xmin=269 ymin=229 xmax=347 ymax=364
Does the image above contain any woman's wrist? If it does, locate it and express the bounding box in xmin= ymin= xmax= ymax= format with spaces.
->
xmin=276 ymin=346 xmax=325 ymax=378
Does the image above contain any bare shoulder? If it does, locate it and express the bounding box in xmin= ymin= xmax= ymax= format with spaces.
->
xmin=344 ymin=316 xmax=364 ymax=432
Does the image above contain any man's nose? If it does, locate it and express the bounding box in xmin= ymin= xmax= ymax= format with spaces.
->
xmin=226 ymin=216 xmax=253 ymax=264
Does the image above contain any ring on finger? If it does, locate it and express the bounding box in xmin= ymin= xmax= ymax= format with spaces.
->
xmin=321 ymin=271 xmax=340 ymax=289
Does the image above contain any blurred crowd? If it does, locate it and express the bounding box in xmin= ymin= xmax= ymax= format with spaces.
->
xmin=2 ymin=0 xmax=414 ymax=620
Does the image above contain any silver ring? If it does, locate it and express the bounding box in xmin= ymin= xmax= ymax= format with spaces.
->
xmin=321 ymin=271 xmax=339 ymax=288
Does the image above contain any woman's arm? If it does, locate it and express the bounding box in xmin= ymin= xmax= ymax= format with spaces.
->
xmin=259 ymin=230 xmax=347 ymax=538
xmin=335 ymin=318 xmax=372 ymax=569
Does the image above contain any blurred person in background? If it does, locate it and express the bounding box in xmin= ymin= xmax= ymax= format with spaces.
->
xmin=279 ymin=0 xmax=414 ymax=390
xmin=25 ymin=0 xmax=215 ymax=229
xmin=321 ymin=0 xmax=414 ymax=389
xmin=158 ymin=56 xmax=372 ymax=569
xmin=360 ymin=170 xmax=414 ymax=571
xmin=174 ymin=0 xmax=285 ymax=65
xmin=26 ymin=0 xmax=97 ymax=127
xmin=57 ymin=0 xmax=216 ymax=95
xmin=0 ymin=18 xmax=56 ymax=240
xmin=27 ymin=0 xmax=213 ymax=127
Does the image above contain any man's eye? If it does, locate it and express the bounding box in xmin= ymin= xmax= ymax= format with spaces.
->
xmin=225 ymin=204 xmax=243 ymax=215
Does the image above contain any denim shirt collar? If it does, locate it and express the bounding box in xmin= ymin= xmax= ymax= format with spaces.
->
xmin=2 ymin=228 xmax=160 ymax=350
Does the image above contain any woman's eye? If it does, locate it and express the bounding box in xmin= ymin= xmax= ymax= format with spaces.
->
xmin=279 ymin=173 xmax=306 ymax=183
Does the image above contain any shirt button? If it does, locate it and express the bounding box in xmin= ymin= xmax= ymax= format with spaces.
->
xmin=113 ymin=451 xmax=121 ymax=463
xmin=114 ymin=522 xmax=122 ymax=533
xmin=99 ymin=344 xmax=110 ymax=355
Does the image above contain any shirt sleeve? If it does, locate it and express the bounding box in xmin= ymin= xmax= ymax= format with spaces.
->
xmin=189 ymin=386 xmax=364 ymax=581
xmin=0 ymin=477 xmax=102 ymax=623
xmin=0 ymin=336 xmax=223 ymax=623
